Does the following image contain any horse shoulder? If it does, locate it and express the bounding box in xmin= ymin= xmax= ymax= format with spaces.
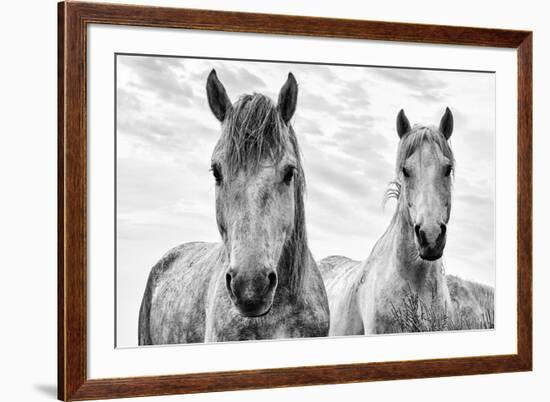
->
xmin=361 ymin=244 xmax=405 ymax=334
xmin=138 ymin=244 xmax=189 ymax=345
xmin=139 ymin=242 xmax=221 ymax=345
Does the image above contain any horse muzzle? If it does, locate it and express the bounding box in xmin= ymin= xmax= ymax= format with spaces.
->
xmin=225 ymin=268 xmax=278 ymax=317
xmin=414 ymin=223 xmax=447 ymax=261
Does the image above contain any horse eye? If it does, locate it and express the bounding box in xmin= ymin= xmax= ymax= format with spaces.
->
xmin=402 ymin=167 xmax=410 ymax=178
xmin=211 ymin=165 xmax=223 ymax=185
xmin=283 ymin=166 xmax=295 ymax=185
xmin=444 ymin=165 xmax=453 ymax=177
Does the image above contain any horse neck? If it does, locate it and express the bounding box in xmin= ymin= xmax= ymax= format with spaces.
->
xmin=270 ymin=244 xmax=309 ymax=308
xmin=383 ymin=197 xmax=446 ymax=295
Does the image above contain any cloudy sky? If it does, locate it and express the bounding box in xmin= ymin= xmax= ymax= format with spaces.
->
xmin=116 ymin=54 xmax=495 ymax=347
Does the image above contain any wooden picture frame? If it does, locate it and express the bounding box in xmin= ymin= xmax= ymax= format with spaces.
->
xmin=58 ymin=1 xmax=532 ymax=400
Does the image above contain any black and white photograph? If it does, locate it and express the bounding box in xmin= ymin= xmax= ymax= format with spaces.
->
xmin=115 ymin=54 xmax=496 ymax=348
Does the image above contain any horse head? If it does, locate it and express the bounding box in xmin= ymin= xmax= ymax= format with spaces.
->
xmin=394 ymin=108 xmax=455 ymax=261
xmin=206 ymin=69 xmax=306 ymax=317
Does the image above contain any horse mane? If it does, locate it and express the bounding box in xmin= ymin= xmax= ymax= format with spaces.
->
xmin=280 ymin=141 xmax=308 ymax=296
xmin=385 ymin=124 xmax=455 ymax=203
xmin=217 ymin=93 xmax=308 ymax=296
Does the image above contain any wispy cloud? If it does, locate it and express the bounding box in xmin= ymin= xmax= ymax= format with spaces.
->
xmin=373 ymin=68 xmax=449 ymax=103
xmin=119 ymin=56 xmax=196 ymax=106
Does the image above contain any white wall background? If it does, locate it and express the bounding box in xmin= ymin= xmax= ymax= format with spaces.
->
xmin=0 ymin=0 xmax=546 ymax=401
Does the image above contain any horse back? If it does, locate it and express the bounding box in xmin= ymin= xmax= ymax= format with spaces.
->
xmin=318 ymin=255 xmax=359 ymax=280
xmin=138 ymin=242 xmax=222 ymax=345
xmin=446 ymin=274 xmax=494 ymax=329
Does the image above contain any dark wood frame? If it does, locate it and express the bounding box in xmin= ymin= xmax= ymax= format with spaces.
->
xmin=58 ymin=1 xmax=532 ymax=400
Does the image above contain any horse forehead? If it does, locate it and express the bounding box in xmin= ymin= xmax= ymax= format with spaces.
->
xmin=412 ymin=140 xmax=447 ymax=167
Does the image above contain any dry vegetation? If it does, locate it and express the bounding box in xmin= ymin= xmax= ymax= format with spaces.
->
xmin=390 ymin=278 xmax=494 ymax=333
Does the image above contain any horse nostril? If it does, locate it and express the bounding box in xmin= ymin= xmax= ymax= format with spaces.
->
xmin=440 ymin=223 xmax=447 ymax=236
xmin=267 ymin=271 xmax=277 ymax=292
xmin=415 ymin=225 xmax=428 ymax=246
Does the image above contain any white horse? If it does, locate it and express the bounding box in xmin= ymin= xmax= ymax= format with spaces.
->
xmin=321 ymin=108 xmax=491 ymax=335
xmin=138 ymin=70 xmax=330 ymax=344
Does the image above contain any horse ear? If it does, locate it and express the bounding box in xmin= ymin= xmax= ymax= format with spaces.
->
xmin=396 ymin=109 xmax=411 ymax=138
xmin=278 ymin=73 xmax=298 ymax=124
xmin=206 ymin=69 xmax=231 ymax=122
xmin=439 ymin=107 xmax=454 ymax=139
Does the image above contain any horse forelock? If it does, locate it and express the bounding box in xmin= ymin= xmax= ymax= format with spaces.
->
xmin=217 ymin=93 xmax=291 ymax=176
xmin=215 ymin=93 xmax=308 ymax=296
xmin=385 ymin=125 xmax=455 ymax=203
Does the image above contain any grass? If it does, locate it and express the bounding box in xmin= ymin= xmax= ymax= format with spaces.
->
xmin=390 ymin=281 xmax=494 ymax=333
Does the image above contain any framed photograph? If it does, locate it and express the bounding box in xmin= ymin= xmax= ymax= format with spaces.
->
xmin=58 ymin=1 xmax=532 ymax=400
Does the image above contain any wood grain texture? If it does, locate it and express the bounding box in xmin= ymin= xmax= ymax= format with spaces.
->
xmin=58 ymin=1 xmax=533 ymax=400
xmin=516 ymin=33 xmax=533 ymax=370
xmin=59 ymin=1 xmax=88 ymax=400
xmin=57 ymin=3 xmax=65 ymax=399
xmin=69 ymin=354 xmax=529 ymax=401
xmin=65 ymin=1 xmax=529 ymax=47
